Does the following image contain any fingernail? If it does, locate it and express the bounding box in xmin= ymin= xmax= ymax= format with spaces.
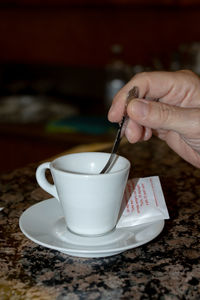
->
xmin=125 ymin=127 xmax=134 ymax=143
xmin=108 ymin=105 xmax=114 ymax=116
xmin=108 ymin=106 xmax=115 ymax=120
xmin=144 ymin=127 xmax=152 ymax=141
xmin=131 ymin=100 xmax=149 ymax=118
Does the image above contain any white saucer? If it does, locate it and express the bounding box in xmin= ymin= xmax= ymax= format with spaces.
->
xmin=19 ymin=198 xmax=164 ymax=258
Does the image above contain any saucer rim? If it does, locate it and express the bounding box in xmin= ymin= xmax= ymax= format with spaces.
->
xmin=19 ymin=198 xmax=165 ymax=255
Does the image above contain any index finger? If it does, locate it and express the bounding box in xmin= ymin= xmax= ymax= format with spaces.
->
xmin=108 ymin=70 xmax=187 ymax=122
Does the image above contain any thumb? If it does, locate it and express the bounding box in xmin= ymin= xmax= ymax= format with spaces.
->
xmin=127 ymin=99 xmax=200 ymax=137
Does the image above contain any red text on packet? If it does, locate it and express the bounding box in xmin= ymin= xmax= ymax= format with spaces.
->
xmin=150 ymin=178 xmax=159 ymax=207
xmin=142 ymin=183 xmax=149 ymax=206
xmin=137 ymin=184 xmax=144 ymax=208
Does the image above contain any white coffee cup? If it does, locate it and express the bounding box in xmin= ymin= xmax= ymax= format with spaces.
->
xmin=36 ymin=152 xmax=130 ymax=236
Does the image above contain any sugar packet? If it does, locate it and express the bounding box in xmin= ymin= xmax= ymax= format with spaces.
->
xmin=117 ymin=176 xmax=169 ymax=228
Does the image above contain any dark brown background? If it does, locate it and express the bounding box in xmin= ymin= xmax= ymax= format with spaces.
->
xmin=1 ymin=0 xmax=200 ymax=173
xmin=0 ymin=0 xmax=200 ymax=67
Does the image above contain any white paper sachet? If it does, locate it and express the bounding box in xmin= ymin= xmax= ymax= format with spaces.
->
xmin=117 ymin=176 xmax=169 ymax=228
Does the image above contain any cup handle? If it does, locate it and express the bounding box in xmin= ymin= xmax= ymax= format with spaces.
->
xmin=36 ymin=162 xmax=59 ymax=200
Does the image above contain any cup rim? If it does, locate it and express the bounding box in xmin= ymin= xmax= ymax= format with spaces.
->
xmin=50 ymin=152 xmax=130 ymax=177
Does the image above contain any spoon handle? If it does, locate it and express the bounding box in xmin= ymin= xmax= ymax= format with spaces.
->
xmin=100 ymin=86 xmax=139 ymax=174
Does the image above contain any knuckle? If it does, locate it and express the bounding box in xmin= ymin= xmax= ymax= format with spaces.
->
xmin=178 ymin=69 xmax=200 ymax=83
xmin=159 ymin=106 xmax=171 ymax=126
xmin=179 ymin=69 xmax=195 ymax=75
xmin=134 ymin=71 xmax=148 ymax=80
xmin=149 ymin=102 xmax=172 ymax=126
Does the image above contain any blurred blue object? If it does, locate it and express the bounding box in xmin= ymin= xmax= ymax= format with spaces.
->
xmin=46 ymin=115 xmax=117 ymax=135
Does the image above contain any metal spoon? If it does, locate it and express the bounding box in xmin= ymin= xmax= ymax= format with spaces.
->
xmin=100 ymin=86 xmax=139 ymax=174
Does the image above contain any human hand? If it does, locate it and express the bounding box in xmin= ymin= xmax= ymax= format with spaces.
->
xmin=108 ymin=70 xmax=200 ymax=168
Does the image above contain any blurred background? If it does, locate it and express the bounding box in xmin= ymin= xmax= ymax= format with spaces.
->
xmin=1 ymin=0 xmax=200 ymax=172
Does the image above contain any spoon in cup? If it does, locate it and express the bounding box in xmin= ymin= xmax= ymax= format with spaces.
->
xmin=100 ymin=86 xmax=139 ymax=174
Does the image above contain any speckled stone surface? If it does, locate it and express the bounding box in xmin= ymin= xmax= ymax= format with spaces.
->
xmin=0 ymin=137 xmax=200 ymax=299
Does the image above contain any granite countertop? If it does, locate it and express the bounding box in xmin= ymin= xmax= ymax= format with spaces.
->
xmin=0 ymin=137 xmax=200 ymax=299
